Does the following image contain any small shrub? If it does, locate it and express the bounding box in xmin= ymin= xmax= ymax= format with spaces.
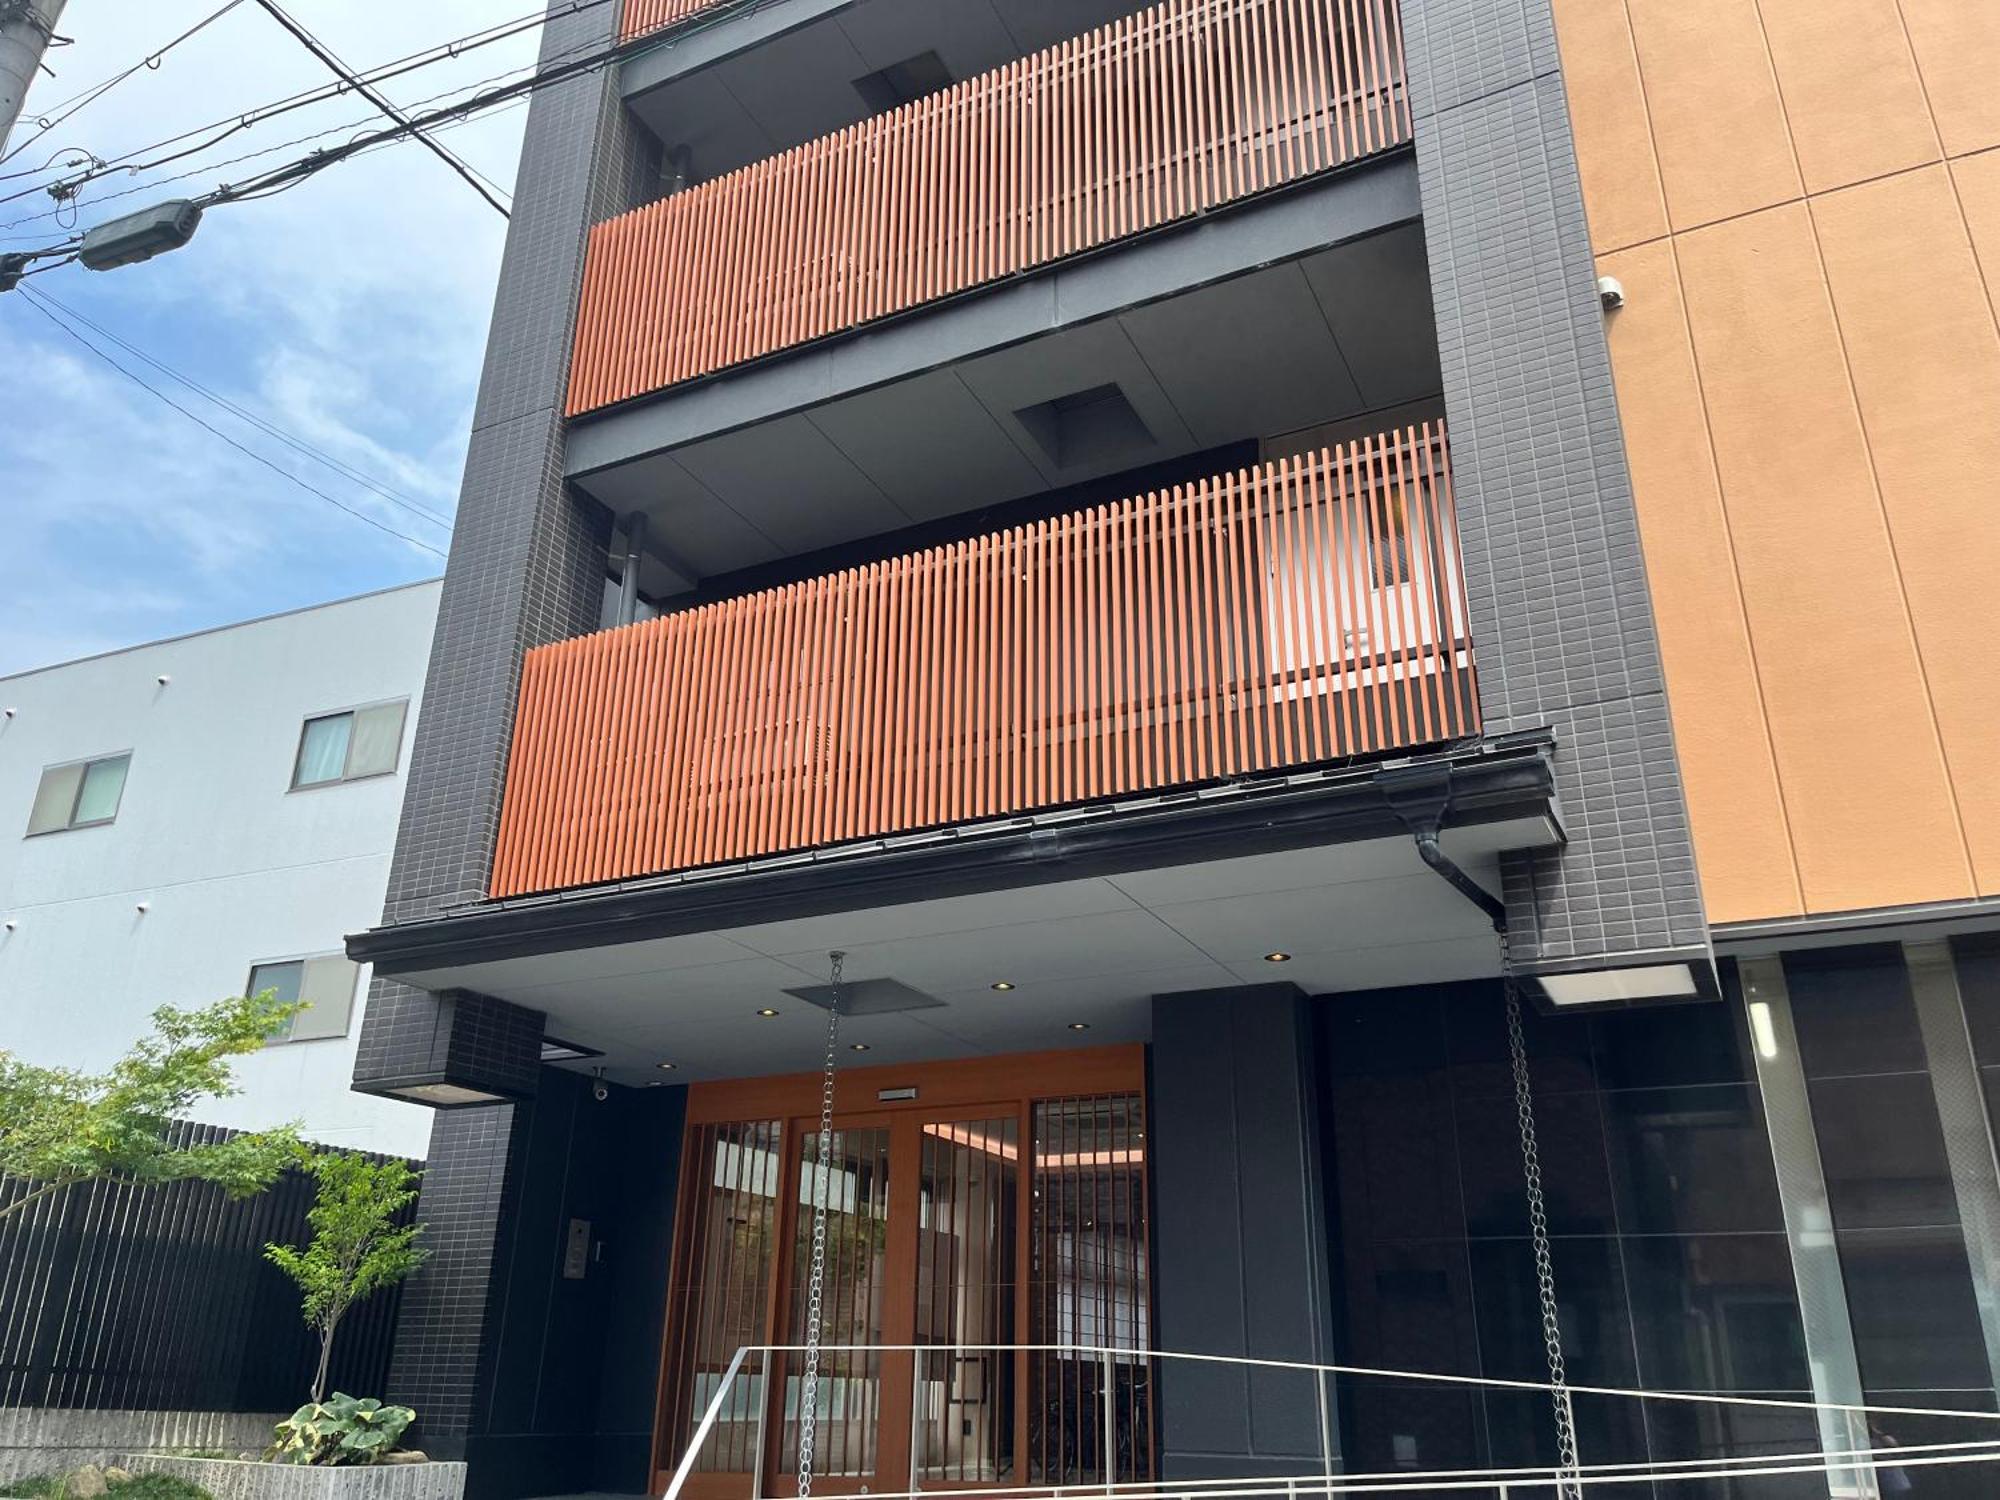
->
xmin=266 ymin=1395 xmax=416 ymax=1467
xmin=0 ymin=1474 xmax=209 ymax=1500
xmin=106 ymin=1477 xmax=210 ymax=1500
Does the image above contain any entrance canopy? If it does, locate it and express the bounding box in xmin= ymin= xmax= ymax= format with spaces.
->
xmin=378 ymin=818 xmax=1545 ymax=1086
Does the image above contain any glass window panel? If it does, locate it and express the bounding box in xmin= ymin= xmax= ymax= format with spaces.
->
xmin=1028 ymin=1094 xmax=1151 ymax=1487
xmin=294 ymin=714 xmax=352 ymax=787
xmin=1807 ymin=1073 xmax=1959 ymax=1231
xmin=1456 ymin=1087 xmax=1615 ymax=1237
xmin=1590 ymin=993 xmax=1757 ymax=1089
xmin=1858 ymin=1389 xmax=1999 ymax=1500
xmin=1783 ymin=944 xmax=1927 ymax=1078
xmin=290 ymin=956 xmax=359 ymax=1041
xmin=28 ymin=763 xmax=83 ymax=834
xmin=1466 ymin=1237 xmax=1637 ymax=1387
xmin=1622 ymin=1234 xmax=1810 ymax=1392
xmin=916 ymin=1116 xmax=1018 ymax=1484
xmin=1951 ymin=933 xmax=2000 ymax=1068
xmin=247 ymin=960 xmax=305 ymax=1043
xmin=72 ymin=755 xmax=127 ymax=826
xmin=1839 ymin=1226 xmax=1992 ymax=1394
xmin=779 ymin=1127 xmax=891 ymax=1482
xmin=1602 ymin=1084 xmax=1787 ymax=1235
xmin=667 ymin=1120 xmax=784 ymax=1475
xmin=345 ymin=701 xmax=406 ymax=779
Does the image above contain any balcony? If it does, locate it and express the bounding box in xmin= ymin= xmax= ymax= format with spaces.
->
xmin=490 ymin=423 xmax=1474 ymax=899
xmin=622 ymin=0 xmax=723 ymax=39
xmin=573 ymin=0 xmax=1413 ymax=417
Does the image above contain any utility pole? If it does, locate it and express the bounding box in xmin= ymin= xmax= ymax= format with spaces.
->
xmin=0 ymin=0 xmax=67 ymax=153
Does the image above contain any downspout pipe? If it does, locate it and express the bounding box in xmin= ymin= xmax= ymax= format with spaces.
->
xmin=1380 ymin=764 xmax=1507 ymax=933
xmin=616 ymin=512 xmax=648 ymax=627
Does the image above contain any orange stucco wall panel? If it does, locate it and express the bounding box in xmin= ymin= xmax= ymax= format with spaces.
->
xmin=1812 ymin=167 xmax=2000 ymax=893
xmin=1897 ymin=0 xmax=2000 ymax=158
xmin=1673 ymin=203 xmax=1971 ymax=914
xmin=1957 ymin=150 xmax=2000 ymax=295
xmin=1553 ymin=0 xmax=2000 ymax=923
xmin=1596 ymin=239 xmax=1801 ymax=923
xmin=1623 ymin=0 xmax=1801 ymax=234
xmin=1754 ymin=0 xmax=1940 ymax=195
xmin=1547 ymin=0 xmax=1667 ymax=253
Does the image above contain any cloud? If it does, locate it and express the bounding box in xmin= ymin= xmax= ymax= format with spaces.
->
xmin=0 ymin=1 xmax=541 ymax=676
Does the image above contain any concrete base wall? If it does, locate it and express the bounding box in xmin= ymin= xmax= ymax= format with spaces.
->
xmin=126 ymin=1455 xmax=466 ymax=1500
xmin=0 ymin=1411 xmax=282 ymax=1483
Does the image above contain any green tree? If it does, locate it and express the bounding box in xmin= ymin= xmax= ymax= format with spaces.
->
xmin=266 ymin=1152 xmax=429 ymax=1403
xmin=0 ymin=991 xmax=305 ymax=1224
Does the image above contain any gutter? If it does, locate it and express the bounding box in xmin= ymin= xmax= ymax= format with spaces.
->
xmin=350 ymin=732 xmax=1557 ymax=978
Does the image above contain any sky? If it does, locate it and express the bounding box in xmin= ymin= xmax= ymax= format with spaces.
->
xmin=0 ymin=1 xmax=546 ymax=677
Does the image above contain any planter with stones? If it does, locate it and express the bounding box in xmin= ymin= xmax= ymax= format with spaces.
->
xmin=123 ymin=1454 xmax=465 ymax=1500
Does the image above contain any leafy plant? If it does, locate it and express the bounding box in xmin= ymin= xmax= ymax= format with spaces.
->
xmin=265 ymin=1395 xmax=415 ymax=1468
xmin=264 ymin=1152 xmax=428 ymax=1404
xmin=0 ymin=993 xmax=305 ymax=1223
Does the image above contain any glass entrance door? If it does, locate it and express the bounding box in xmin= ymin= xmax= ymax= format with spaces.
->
xmin=652 ymin=1052 xmax=1152 ymax=1500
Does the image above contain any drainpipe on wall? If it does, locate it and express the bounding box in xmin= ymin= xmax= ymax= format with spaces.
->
xmin=1381 ymin=763 xmax=1507 ymax=932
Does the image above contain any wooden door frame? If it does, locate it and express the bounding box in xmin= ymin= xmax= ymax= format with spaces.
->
xmin=650 ymin=1046 xmax=1145 ymax=1496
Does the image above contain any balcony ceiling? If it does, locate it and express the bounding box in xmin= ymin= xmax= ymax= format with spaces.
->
xmin=626 ymin=0 xmax=1150 ymax=180
xmin=393 ymin=823 xmax=1530 ymax=1086
xmin=574 ymin=209 xmax=1439 ymax=596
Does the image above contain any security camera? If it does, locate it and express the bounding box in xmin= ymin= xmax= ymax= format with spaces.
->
xmin=1597 ymin=275 xmax=1625 ymax=311
xmin=591 ymin=1067 xmax=609 ymax=1103
xmin=156 ymin=674 xmax=171 ymax=686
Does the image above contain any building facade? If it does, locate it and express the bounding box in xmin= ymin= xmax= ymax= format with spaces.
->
xmin=1 ymin=582 xmax=440 ymax=1159
xmin=347 ymin=0 xmax=2000 ymax=1496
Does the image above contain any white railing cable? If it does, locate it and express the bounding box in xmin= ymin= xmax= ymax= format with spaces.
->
xmin=661 ymin=1342 xmax=2000 ymax=1500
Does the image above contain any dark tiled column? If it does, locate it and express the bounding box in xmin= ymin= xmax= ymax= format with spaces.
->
xmin=358 ymin=0 xmax=657 ymax=1460
xmin=1149 ymin=983 xmax=1340 ymax=1478
xmin=1400 ymin=0 xmax=1710 ymax=986
xmin=389 ymin=1104 xmax=528 ymax=1455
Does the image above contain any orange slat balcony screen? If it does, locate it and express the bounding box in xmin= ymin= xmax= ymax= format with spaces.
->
xmin=570 ymin=0 xmax=1412 ymax=415
xmin=621 ymin=0 xmax=726 ymax=41
xmin=489 ymin=424 xmax=1477 ymax=899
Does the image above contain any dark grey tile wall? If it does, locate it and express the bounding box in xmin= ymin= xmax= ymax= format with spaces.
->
xmin=390 ymin=1103 xmax=524 ymax=1454
xmin=362 ymin=0 xmax=659 ymax=1456
xmin=1400 ymin=0 xmax=1708 ymax=978
xmin=357 ymin=0 xmax=649 ymax=1096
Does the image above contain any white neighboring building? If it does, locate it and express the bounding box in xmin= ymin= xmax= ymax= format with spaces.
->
xmin=0 ymin=581 xmax=442 ymax=1159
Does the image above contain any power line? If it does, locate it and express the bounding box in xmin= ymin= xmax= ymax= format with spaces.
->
xmin=13 ymin=286 xmax=448 ymax=559
xmin=0 ymin=0 xmax=614 ymax=210
xmin=1 ymin=0 xmax=780 ymax=264
xmin=28 ymin=285 xmax=454 ymax=529
xmin=0 ymin=87 xmax=530 ymax=240
xmin=248 ymin=0 xmax=509 ymax=219
xmin=0 ymin=0 xmax=249 ymax=168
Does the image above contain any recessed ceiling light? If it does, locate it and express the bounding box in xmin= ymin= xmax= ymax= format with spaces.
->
xmin=850 ymin=1042 xmax=871 ymax=1052
xmin=646 ymin=1080 xmax=670 ymax=1088
xmin=1263 ymin=951 xmax=1293 ymax=963
xmin=1067 ymin=1021 xmax=1091 ymax=1032
xmin=991 ymin=981 xmax=1016 ymax=992
xmin=756 ymin=1008 xmax=780 ymax=1018
xmin=655 ymin=1061 xmax=678 ymax=1071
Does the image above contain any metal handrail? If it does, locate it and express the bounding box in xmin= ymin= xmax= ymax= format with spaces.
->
xmin=665 ymin=1342 xmax=2000 ymax=1500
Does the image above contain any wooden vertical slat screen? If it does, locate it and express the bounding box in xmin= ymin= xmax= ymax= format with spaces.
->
xmin=621 ymin=0 xmax=728 ymax=42
xmin=490 ymin=424 xmax=1476 ymax=898
xmin=570 ymin=0 xmax=1412 ymax=415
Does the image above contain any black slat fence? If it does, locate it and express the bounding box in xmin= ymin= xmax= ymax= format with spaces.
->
xmin=0 ymin=1122 xmax=415 ymax=1412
